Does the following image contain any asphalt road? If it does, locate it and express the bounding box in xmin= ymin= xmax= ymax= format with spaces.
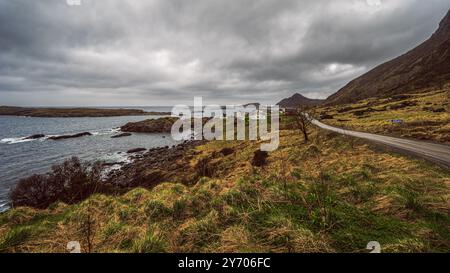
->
xmin=312 ymin=119 xmax=450 ymax=169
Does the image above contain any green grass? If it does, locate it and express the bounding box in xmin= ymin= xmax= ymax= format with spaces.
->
xmin=132 ymin=229 xmax=167 ymax=253
xmin=0 ymin=227 xmax=32 ymax=252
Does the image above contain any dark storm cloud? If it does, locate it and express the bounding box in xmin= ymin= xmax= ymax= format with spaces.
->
xmin=0 ymin=0 xmax=449 ymax=106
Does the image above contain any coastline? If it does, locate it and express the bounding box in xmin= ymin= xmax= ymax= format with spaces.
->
xmin=3 ymin=138 xmax=205 ymax=211
xmin=0 ymin=106 xmax=171 ymax=118
xmin=0 ymin=115 xmax=181 ymax=211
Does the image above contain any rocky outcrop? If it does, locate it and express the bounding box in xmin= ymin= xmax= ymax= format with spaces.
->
xmin=121 ymin=117 xmax=211 ymax=134
xmin=48 ymin=132 xmax=92 ymax=140
xmin=127 ymin=148 xmax=147 ymax=154
xmin=111 ymin=133 xmax=132 ymax=138
xmin=109 ymin=140 xmax=206 ymax=188
xmin=121 ymin=117 xmax=178 ymax=133
xmin=24 ymin=134 xmax=46 ymax=140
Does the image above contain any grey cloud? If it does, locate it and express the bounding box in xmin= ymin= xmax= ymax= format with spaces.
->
xmin=0 ymin=0 xmax=449 ymax=106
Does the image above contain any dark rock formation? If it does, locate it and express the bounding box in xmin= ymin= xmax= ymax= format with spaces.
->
xmin=121 ymin=117 xmax=211 ymax=134
xmin=102 ymin=162 xmax=125 ymax=167
xmin=127 ymin=148 xmax=147 ymax=154
xmin=121 ymin=117 xmax=178 ymax=133
xmin=24 ymin=134 xmax=46 ymax=140
xmin=111 ymin=133 xmax=132 ymax=138
xmin=109 ymin=140 xmax=206 ymax=188
xmin=48 ymin=132 xmax=92 ymax=140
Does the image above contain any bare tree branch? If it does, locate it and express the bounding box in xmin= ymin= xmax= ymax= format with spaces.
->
xmin=295 ymin=106 xmax=316 ymax=142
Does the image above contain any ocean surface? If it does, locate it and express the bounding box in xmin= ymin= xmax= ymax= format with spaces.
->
xmin=0 ymin=106 xmax=178 ymax=212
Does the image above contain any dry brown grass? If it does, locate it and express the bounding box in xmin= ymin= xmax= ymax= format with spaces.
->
xmin=318 ymin=89 xmax=450 ymax=144
xmin=1 ymin=125 xmax=449 ymax=253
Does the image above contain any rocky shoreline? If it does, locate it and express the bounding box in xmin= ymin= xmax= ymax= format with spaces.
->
xmin=111 ymin=132 xmax=132 ymax=138
xmin=6 ymin=134 xmax=206 ymax=209
xmin=4 ymin=116 xmax=206 ymax=210
xmin=107 ymin=140 xmax=206 ymax=189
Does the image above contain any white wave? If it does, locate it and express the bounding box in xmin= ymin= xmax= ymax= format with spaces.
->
xmin=45 ymin=134 xmax=59 ymax=139
xmin=99 ymin=151 xmax=133 ymax=164
xmin=100 ymin=151 xmax=134 ymax=175
xmin=0 ymin=137 xmax=35 ymax=145
xmin=1 ymin=127 xmax=121 ymax=145
xmin=0 ymin=202 xmax=9 ymax=212
xmin=91 ymin=128 xmax=120 ymax=136
xmin=91 ymin=130 xmax=107 ymax=136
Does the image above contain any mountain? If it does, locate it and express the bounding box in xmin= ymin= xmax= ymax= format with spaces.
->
xmin=277 ymin=93 xmax=324 ymax=108
xmin=326 ymin=10 xmax=450 ymax=105
xmin=242 ymin=102 xmax=261 ymax=108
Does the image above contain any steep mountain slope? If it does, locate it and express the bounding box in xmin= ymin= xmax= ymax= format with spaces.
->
xmin=277 ymin=93 xmax=323 ymax=108
xmin=326 ymin=10 xmax=450 ymax=105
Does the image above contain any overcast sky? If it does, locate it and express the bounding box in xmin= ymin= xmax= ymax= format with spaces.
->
xmin=0 ymin=0 xmax=449 ymax=106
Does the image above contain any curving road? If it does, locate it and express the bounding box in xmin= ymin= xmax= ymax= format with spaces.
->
xmin=312 ymin=119 xmax=450 ymax=169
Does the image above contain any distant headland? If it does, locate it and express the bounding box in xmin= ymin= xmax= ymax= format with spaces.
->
xmin=0 ymin=106 xmax=171 ymax=118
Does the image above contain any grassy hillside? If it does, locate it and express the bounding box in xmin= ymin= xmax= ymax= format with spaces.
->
xmin=1 ymin=122 xmax=449 ymax=253
xmin=318 ymin=88 xmax=450 ymax=144
xmin=325 ymin=10 xmax=450 ymax=105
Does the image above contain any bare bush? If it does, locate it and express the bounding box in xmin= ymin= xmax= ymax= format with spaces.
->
xmin=195 ymin=156 xmax=215 ymax=178
xmin=9 ymin=174 xmax=50 ymax=209
xmin=252 ymin=150 xmax=268 ymax=167
xmin=10 ymin=157 xmax=107 ymax=209
xmin=77 ymin=201 xmax=96 ymax=253
xmin=295 ymin=106 xmax=316 ymax=142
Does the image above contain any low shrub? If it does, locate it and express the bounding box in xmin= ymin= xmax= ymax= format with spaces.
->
xmin=252 ymin=150 xmax=268 ymax=167
xmin=195 ymin=156 xmax=216 ymax=178
xmin=10 ymin=157 xmax=112 ymax=209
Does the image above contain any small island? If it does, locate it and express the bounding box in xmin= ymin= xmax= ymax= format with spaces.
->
xmin=0 ymin=106 xmax=170 ymax=118
xmin=121 ymin=117 xmax=178 ymax=133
